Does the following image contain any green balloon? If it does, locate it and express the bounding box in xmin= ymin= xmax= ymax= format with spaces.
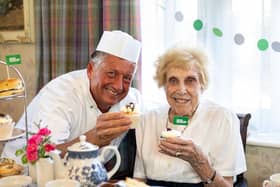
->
xmin=193 ymin=19 xmax=203 ymax=31
xmin=257 ymin=39 xmax=269 ymax=51
xmin=213 ymin=28 xmax=223 ymax=37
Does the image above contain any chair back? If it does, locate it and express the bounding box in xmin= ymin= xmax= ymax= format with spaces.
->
xmin=236 ymin=113 xmax=251 ymax=152
xmin=234 ymin=113 xmax=251 ymax=187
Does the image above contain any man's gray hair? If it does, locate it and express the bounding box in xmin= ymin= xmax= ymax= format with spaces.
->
xmin=90 ymin=51 xmax=138 ymax=74
xmin=90 ymin=51 xmax=107 ymax=66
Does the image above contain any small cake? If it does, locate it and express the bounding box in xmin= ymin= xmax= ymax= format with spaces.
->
xmin=0 ymin=114 xmax=14 ymax=139
xmin=121 ymin=102 xmax=141 ymax=129
xmin=160 ymin=128 xmax=181 ymax=138
xmin=0 ymin=158 xmax=24 ymax=177
xmin=0 ymin=78 xmax=24 ymax=97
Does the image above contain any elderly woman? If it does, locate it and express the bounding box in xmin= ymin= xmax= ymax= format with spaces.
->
xmin=134 ymin=46 xmax=246 ymax=187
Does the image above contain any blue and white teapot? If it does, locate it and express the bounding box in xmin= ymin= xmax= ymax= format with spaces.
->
xmin=49 ymin=135 xmax=121 ymax=186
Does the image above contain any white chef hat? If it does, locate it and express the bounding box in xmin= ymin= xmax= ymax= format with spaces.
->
xmin=96 ymin=30 xmax=141 ymax=63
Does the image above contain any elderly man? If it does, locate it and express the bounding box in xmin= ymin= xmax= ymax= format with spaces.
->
xmin=2 ymin=31 xmax=142 ymax=166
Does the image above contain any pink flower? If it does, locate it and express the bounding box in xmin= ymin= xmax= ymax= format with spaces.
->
xmin=26 ymin=143 xmax=37 ymax=153
xmin=26 ymin=150 xmax=38 ymax=162
xmin=15 ymin=126 xmax=56 ymax=164
xmin=44 ymin=144 xmax=56 ymax=152
xmin=28 ymin=134 xmax=43 ymax=145
xmin=38 ymin=128 xmax=51 ymax=136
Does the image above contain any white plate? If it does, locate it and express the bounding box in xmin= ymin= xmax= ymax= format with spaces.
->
xmin=0 ymin=91 xmax=24 ymax=100
xmin=0 ymin=128 xmax=25 ymax=142
xmin=0 ymin=175 xmax=32 ymax=187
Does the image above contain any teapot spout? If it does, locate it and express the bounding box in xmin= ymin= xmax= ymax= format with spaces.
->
xmin=48 ymin=150 xmax=67 ymax=179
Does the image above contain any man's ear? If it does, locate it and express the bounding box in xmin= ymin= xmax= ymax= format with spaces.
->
xmin=87 ymin=62 xmax=94 ymax=79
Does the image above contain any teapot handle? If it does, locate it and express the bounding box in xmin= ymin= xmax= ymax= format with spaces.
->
xmin=99 ymin=145 xmax=121 ymax=179
xmin=262 ymin=180 xmax=271 ymax=187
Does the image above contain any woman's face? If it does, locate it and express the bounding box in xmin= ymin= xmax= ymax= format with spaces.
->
xmin=164 ymin=66 xmax=203 ymax=116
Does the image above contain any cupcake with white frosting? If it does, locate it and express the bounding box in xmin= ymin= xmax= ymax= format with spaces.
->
xmin=160 ymin=128 xmax=181 ymax=138
xmin=121 ymin=102 xmax=141 ymax=129
xmin=0 ymin=114 xmax=14 ymax=139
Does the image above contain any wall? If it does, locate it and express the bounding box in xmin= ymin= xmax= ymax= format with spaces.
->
xmin=0 ymin=43 xmax=36 ymax=154
xmin=245 ymin=135 xmax=280 ymax=187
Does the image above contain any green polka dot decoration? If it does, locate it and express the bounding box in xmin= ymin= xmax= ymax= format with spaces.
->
xmin=191 ymin=19 xmax=279 ymax=52
xmin=213 ymin=28 xmax=223 ymax=37
xmin=257 ymin=39 xmax=269 ymax=51
xmin=193 ymin=19 xmax=203 ymax=31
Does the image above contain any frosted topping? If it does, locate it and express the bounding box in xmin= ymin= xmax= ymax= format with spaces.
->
xmin=121 ymin=102 xmax=139 ymax=114
xmin=0 ymin=114 xmax=12 ymax=124
xmin=161 ymin=129 xmax=181 ymax=138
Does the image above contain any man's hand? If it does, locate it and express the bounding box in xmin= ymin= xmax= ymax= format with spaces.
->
xmin=86 ymin=112 xmax=132 ymax=147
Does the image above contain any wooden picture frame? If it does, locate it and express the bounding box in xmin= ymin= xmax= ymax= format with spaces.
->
xmin=0 ymin=0 xmax=34 ymax=43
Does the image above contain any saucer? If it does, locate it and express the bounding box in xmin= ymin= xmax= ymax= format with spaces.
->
xmin=0 ymin=128 xmax=25 ymax=142
xmin=0 ymin=175 xmax=32 ymax=187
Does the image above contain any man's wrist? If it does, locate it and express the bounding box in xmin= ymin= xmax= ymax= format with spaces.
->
xmin=202 ymin=169 xmax=216 ymax=184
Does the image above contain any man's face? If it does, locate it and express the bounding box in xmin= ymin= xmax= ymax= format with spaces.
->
xmin=87 ymin=54 xmax=136 ymax=112
xmin=164 ymin=66 xmax=202 ymax=116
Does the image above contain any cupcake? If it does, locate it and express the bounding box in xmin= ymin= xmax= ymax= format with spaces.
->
xmin=0 ymin=114 xmax=14 ymax=139
xmin=121 ymin=102 xmax=141 ymax=129
xmin=160 ymin=128 xmax=181 ymax=138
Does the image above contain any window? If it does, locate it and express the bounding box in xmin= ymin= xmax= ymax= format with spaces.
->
xmin=140 ymin=0 xmax=280 ymax=133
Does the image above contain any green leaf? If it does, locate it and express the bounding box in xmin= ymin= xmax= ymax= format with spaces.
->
xmin=28 ymin=131 xmax=35 ymax=136
xmin=15 ymin=149 xmax=25 ymax=156
xmin=44 ymin=136 xmax=51 ymax=143
xmin=21 ymin=155 xmax=28 ymax=164
xmin=38 ymin=146 xmax=46 ymax=158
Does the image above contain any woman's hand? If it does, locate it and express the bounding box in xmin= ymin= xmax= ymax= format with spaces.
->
xmin=159 ymin=137 xmax=233 ymax=186
xmin=159 ymin=137 xmax=207 ymax=166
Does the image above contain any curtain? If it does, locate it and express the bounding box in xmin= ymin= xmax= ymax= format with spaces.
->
xmin=35 ymin=0 xmax=141 ymax=90
xmin=141 ymin=0 xmax=280 ymax=133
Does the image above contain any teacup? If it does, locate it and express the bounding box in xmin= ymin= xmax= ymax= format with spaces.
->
xmin=263 ymin=173 xmax=280 ymax=187
xmin=46 ymin=179 xmax=80 ymax=187
xmin=0 ymin=114 xmax=14 ymax=139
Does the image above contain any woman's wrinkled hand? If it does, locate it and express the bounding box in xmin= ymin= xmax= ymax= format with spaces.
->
xmin=158 ymin=137 xmax=208 ymax=167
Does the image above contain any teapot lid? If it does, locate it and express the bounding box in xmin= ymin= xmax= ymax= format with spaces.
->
xmin=67 ymin=135 xmax=98 ymax=152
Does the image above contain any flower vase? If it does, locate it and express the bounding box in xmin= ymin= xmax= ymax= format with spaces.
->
xmin=28 ymin=163 xmax=37 ymax=183
xmin=36 ymin=157 xmax=54 ymax=187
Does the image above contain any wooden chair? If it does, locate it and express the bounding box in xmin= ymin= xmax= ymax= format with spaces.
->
xmin=234 ymin=113 xmax=251 ymax=187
